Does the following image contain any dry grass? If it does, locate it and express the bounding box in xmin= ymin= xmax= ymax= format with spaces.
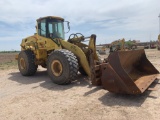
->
xmin=0 ymin=53 xmax=18 ymax=70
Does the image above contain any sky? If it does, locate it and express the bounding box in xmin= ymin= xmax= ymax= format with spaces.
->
xmin=0 ymin=0 xmax=160 ymax=51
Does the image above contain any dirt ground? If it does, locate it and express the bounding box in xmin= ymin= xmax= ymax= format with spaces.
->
xmin=0 ymin=52 xmax=18 ymax=70
xmin=0 ymin=49 xmax=160 ymax=120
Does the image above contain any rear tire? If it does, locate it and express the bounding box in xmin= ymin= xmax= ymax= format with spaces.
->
xmin=18 ymin=50 xmax=37 ymax=76
xmin=47 ymin=49 xmax=78 ymax=85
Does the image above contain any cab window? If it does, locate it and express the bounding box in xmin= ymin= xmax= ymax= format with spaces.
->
xmin=38 ymin=19 xmax=46 ymax=37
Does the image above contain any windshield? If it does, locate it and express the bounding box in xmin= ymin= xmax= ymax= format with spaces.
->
xmin=48 ymin=19 xmax=64 ymax=39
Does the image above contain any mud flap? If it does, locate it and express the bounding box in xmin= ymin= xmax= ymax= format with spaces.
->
xmin=101 ymin=49 xmax=159 ymax=94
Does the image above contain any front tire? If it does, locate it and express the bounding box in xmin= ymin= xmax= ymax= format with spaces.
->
xmin=18 ymin=50 xmax=37 ymax=76
xmin=47 ymin=49 xmax=78 ymax=85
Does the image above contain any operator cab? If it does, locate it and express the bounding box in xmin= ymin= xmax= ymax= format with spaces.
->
xmin=37 ymin=16 xmax=65 ymax=39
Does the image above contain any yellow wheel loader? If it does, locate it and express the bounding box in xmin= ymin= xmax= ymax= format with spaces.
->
xmin=109 ymin=38 xmax=137 ymax=52
xmin=16 ymin=16 xmax=159 ymax=94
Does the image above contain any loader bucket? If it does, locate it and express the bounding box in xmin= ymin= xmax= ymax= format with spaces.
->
xmin=101 ymin=49 xmax=159 ymax=94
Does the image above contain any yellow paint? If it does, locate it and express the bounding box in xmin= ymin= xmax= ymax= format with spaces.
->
xmin=35 ymin=49 xmax=47 ymax=60
xmin=88 ymin=35 xmax=98 ymax=60
xmin=60 ymin=40 xmax=91 ymax=77
xmin=110 ymin=38 xmax=125 ymax=51
xmin=20 ymin=34 xmax=62 ymax=58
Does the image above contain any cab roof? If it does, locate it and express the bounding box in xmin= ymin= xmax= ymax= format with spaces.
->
xmin=37 ymin=16 xmax=64 ymax=22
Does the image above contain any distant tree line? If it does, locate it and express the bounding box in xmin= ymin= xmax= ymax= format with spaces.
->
xmin=0 ymin=50 xmax=20 ymax=53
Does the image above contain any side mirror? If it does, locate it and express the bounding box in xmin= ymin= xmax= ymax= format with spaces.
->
xmin=65 ymin=21 xmax=70 ymax=33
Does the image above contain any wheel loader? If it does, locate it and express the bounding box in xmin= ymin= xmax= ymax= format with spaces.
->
xmin=16 ymin=16 xmax=159 ymax=94
xmin=109 ymin=38 xmax=137 ymax=52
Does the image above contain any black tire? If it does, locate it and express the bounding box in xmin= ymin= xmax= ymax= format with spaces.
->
xmin=131 ymin=45 xmax=137 ymax=49
xmin=18 ymin=50 xmax=37 ymax=76
xmin=47 ymin=49 xmax=78 ymax=85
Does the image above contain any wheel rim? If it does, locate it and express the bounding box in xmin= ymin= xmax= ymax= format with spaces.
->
xmin=51 ymin=60 xmax=63 ymax=77
xmin=20 ymin=58 xmax=26 ymax=70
